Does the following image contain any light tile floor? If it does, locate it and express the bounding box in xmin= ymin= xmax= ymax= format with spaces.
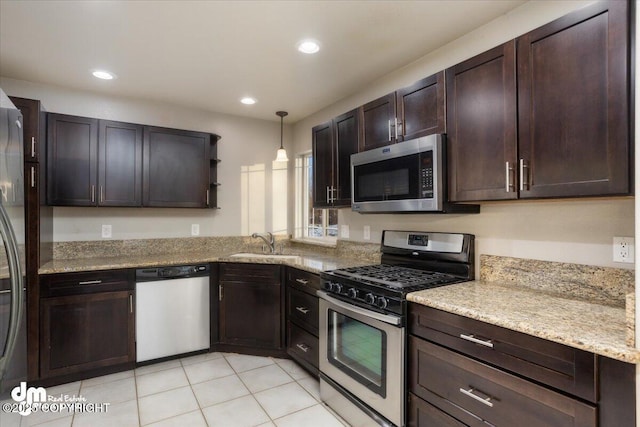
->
xmin=1 ymin=352 xmax=348 ymax=427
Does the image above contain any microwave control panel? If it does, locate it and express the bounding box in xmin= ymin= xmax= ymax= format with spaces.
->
xmin=420 ymin=151 xmax=434 ymax=198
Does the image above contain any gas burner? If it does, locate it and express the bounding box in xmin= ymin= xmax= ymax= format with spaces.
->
xmin=333 ymin=265 xmax=460 ymax=289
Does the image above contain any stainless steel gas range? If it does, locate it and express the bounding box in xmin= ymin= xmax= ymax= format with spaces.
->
xmin=318 ymin=230 xmax=475 ymax=427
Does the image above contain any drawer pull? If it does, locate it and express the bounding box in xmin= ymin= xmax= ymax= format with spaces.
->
xmin=460 ymin=333 xmax=494 ymax=348
xmin=78 ymin=280 xmax=102 ymax=285
xmin=295 ymin=278 xmax=309 ymax=285
xmin=459 ymin=387 xmax=494 ymax=408
xmin=296 ymin=306 xmax=310 ymax=314
xmin=296 ymin=343 xmax=310 ymax=353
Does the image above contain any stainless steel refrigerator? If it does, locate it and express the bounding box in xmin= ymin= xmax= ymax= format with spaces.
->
xmin=0 ymin=88 xmax=26 ymax=394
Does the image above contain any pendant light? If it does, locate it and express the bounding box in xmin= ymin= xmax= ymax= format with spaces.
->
xmin=275 ymin=111 xmax=289 ymax=162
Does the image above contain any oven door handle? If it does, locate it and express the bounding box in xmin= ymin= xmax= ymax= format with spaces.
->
xmin=317 ymin=291 xmax=401 ymax=326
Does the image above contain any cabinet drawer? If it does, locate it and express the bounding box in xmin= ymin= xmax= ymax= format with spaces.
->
xmin=408 ymin=393 xmax=467 ymax=427
xmin=409 ymin=337 xmax=596 ymax=427
xmin=409 ymin=304 xmax=596 ymax=402
xmin=220 ymin=263 xmax=281 ymax=284
xmin=287 ymin=322 xmax=319 ymax=370
xmin=288 ymin=286 xmax=319 ymax=335
xmin=286 ymin=268 xmax=320 ymax=294
xmin=41 ymin=269 xmax=134 ymax=297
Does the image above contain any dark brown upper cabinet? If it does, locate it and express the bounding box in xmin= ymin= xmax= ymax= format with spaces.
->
xmin=447 ymin=0 xmax=630 ymax=202
xmin=312 ymin=109 xmax=359 ymax=208
xmin=48 ymin=114 xmax=143 ymax=207
xmin=359 ymin=72 xmax=445 ymax=151
xmin=10 ymin=97 xmax=45 ymax=162
xmin=47 ymin=113 xmax=99 ymax=206
xmin=447 ymin=42 xmax=518 ymax=202
xmin=143 ymin=126 xmax=210 ymax=208
xmin=99 ymin=120 xmax=143 ymax=206
xmin=517 ymin=0 xmax=630 ymax=198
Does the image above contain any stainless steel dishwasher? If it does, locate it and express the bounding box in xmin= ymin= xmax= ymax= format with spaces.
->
xmin=135 ymin=264 xmax=210 ymax=362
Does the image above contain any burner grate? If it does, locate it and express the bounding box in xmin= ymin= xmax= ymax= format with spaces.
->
xmin=333 ymin=264 xmax=460 ymax=288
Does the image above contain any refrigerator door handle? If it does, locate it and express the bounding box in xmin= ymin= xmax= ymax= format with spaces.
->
xmin=0 ymin=202 xmax=24 ymax=381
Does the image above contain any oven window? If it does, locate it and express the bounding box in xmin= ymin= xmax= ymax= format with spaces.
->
xmin=328 ymin=310 xmax=387 ymax=397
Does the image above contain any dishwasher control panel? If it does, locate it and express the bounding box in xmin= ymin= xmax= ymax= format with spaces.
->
xmin=135 ymin=264 xmax=210 ymax=281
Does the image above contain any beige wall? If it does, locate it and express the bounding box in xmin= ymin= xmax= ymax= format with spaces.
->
xmin=291 ymin=0 xmax=635 ymax=270
xmin=0 ymin=77 xmax=293 ymax=241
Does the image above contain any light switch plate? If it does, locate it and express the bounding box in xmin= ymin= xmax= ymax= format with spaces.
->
xmin=341 ymin=225 xmax=350 ymax=239
xmin=363 ymin=226 xmax=371 ymax=240
xmin=101 ymin=224 xmax=112 ymax=239
xmin=191 ymin=224 xmax=200 ymax=236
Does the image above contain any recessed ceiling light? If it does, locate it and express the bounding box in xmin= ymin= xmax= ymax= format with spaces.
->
xmin=241 ymin=97 xmax=257 ymax=105
xmin=297 ymin=40 xmax=320 ymax=54
xmin=92 ymin=70 xmax=116 ymax=80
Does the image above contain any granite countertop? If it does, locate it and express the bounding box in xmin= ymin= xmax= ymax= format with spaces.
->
xmin=38 ymin=248 xmax=371 ymax=275
xmin=408 ymin=280 xmax=640 ymax=364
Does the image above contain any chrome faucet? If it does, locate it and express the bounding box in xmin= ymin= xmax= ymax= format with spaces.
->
xmin=251 ymin=232 xmax=275 ymax=254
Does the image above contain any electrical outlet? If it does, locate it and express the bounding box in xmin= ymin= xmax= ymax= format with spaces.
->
xmin=191 ymin=224 xmax=200 ymax=236
xmin=364 ymin=226 xmax=371 ymax=240
xmin=341 ymin=225 xmax=350 ymax=239
xmin=101 ymin=224 xmax=112 ymax=239
xmin=613 ymin=237 xmax=634 ymax=263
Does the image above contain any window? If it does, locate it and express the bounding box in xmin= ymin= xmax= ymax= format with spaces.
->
xmin=295 ymin=153 xmax=338 ymax=241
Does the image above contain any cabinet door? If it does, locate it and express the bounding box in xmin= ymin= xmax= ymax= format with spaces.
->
xmin=312 ymin=121 xmax=334 ymax=208
xmin=40 ymin=290 xmax=135 ymax=378
xmin=219 ymin=264 xmax=282 ymax=350
xmin=143 ymin=127 xmax=210 ymax=207
xmin=397 ymin=72 xmax=445 ymax=142
xmin=517 ymin=1 xmax=629 ymax=198
xmin=359 ymin=92 xmax=396 ymax=151
xmin=9 ymin=97 xmax=42 ymax=162
xmin=446 ymin=42 xmax=517 ymax=202
xmin=47 ymin=114 xmax=98 ymax=206
xmin=98 ymin=120 xmax=143 ymax=206
xmin=333 ymin=109 xmax=359 ymax=206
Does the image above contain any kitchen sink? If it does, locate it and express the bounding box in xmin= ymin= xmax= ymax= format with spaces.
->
xmin=229 ymin=253 xmax=301 ymax=261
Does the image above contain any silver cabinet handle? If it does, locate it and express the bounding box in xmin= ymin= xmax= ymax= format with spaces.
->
xmin=206 ymin=189 xmax=210 ymax=206
xmin=519 ymin=158 xmax=529 ymax=191
xmin=100 ymin=186 xmax=104 ymax=204
xmin=394 ymin=117 xmax=399 ymax=139
xmin=460 ymin=333 xmax=494 ymax=348
xmin=30 ymin=166 xmax=36 ymax=188
xmin=31 ymin=137 xmax=36 ymax=158
xmin=296 ymin=343 xmax=310 ymax=353
xmin=505 ymin=162 xmax=514 ymax=193
xmin=129 ymin=294 xmax=133 ymax=313
xmin=219 ymin=284 xmax=223 ymax=301
xmin=91 ymin=185 xmax=95 ymax=203
xmin=296 ymin=306 xmax=310 ymax=314
xmin=388 ymin=119 xmax=392 ymax=141
xmin=326 ymin=186 xmax=330 ymax=204
xmin=459 ymin=388 xmax=494 ymax=407
xmin=295 ymin=278 xmax=309 ymax=285
xmin=78 ymin=280 xmax=102 ymax=285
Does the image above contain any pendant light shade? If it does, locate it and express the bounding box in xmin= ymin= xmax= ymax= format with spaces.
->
xmin=275 ymin=111 xmax=289 ymax=162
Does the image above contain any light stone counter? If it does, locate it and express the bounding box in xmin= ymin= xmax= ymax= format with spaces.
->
xmin=408 ymin=255 xmax=638 ymax=364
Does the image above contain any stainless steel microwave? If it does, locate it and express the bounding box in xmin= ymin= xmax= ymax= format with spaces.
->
xmin=350 ymin=134 xmax=479 ymax=214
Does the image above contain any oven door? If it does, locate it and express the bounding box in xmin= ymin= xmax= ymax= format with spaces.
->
xmin=318 ymin=291 xmax=405 ymax=427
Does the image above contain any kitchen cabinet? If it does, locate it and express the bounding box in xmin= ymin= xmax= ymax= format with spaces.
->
xmin=517 ymin=0 xmax=629 ymax=198
xmin=286 ymin=267 xmax=320 ymax=375
xmin=48 ymin=114 xmax=143 ymax=206
xmin=312 ymin=108 xmax=359 ymax=207
xmin=39 ymin=270 xmax=135 ymax=381
xmin=217 ymin=263 xmax=284 ymax=354
xmin=447 ymin=0 xmax=630 ymax=202
xmin=408 ymin=303 xmax=635 ymax=427
xmin=359 ymin=72 xmax=445 ymax=151
xmin=143 ymin=126 xmax=211 ymax=208
xmin=446 ymin=42 xmax=517 ymax=202
xmin=10 ymin=96 xmax=53 ymax=382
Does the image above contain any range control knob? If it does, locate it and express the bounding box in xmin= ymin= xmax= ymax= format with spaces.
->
xmin=347 ymin=288 xmax=358 ymax=299
xmin=365 ymin=293 xmax=376 ymax=305
xmin=376 ymin=297 xmax=389 ymax=309
xmin=323 ymin=281 xmax=333 ymax=291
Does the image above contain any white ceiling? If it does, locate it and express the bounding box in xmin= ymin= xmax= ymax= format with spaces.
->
xmin=0 ymin=0 xmax=526 ymax=123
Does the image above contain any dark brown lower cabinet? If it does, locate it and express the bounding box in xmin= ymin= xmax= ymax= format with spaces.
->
xmin=40 ymin=290 xmax=134 ymax=379
xmin=218 ymin=263 xmax=284 ymax=353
